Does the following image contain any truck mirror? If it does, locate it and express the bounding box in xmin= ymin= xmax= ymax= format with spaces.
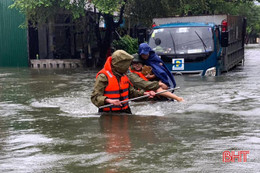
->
xmin=221 ymin=31 xmax=229 ymax=47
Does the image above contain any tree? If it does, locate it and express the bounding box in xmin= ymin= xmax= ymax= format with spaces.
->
xmin=90 ymin=0 xmax=128 ymax=66
xmin=125 ymin=0 xmax=179 ymax=27
xmin=112 ymin=35 xmax=138 ymax=54
xmin=125 ymin=0 xmax=260 ymax=23
xmin=65 ymin=0 xmax=128 ymax=66
xmin=237 ymin=3 xmax=260 ymax=43
xmin=125 ymin=0 xmax=260 ymax=42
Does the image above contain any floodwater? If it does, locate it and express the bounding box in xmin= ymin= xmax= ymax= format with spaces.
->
xmin=1 ymin=45 xmax=260 ymax=172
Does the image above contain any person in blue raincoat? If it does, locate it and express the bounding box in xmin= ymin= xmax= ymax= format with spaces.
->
xmin=138 ymin=43 xmax=176 ymax=89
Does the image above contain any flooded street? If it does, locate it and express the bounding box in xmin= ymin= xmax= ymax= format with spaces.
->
xmin=1 ymin=45 xmax=260 ymax=172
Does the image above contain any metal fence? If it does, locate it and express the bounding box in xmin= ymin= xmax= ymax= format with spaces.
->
xmin=0 ymin=0 xmax=28 ymax=67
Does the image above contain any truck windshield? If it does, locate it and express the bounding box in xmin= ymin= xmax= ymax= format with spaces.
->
xmin=148 ymin=27 xmax=214 ymax=54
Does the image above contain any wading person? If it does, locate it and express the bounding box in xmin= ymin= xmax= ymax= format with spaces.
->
xmin=128 ymin=54 xmax=184 ymax=102
xmin=138 ymin=43 xmax=176 ymax=89
xmin=91 ymin=50 xmax=155 ymax=114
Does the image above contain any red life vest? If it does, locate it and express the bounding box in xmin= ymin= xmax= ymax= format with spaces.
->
xmin=129 ymin=68 xmax=148 ymax=81
xmin=97 ymin=56 xmax=131 ymax=112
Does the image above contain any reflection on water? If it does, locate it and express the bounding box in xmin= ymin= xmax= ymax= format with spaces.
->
xmin=1 ymin=45 xmax=260 ymax=172
xmin=100 ymin=115 xmax=132 ymax=172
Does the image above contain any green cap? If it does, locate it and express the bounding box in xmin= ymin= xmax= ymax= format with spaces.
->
xmin=132 ymin=53 xmax=143 ymax=63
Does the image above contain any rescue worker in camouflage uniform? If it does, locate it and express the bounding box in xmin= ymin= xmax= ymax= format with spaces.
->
xmin=91 ymin=50 xmax=155 ymax=113
xmin=127 ymin=54 xmax=184 ymax=102
xmin=127 ymin=54 xmax=167 ymax=90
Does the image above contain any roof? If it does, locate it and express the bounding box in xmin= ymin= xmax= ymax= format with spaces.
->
xmin=154 ymin=22 xmax=215 ymax=28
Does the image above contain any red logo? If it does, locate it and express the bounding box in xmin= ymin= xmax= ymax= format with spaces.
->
xmin=223 ymin=150 xmax=249 ymax=162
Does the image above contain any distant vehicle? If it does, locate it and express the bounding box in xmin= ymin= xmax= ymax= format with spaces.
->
xmin=149 ymin=15 xmax=247 ymax=76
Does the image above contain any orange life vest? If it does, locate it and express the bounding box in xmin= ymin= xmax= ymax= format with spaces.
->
xmin=129 ymin=68 xmax=148 ymax=81
xmin=97 ymin=56 xmax=131 ymax=112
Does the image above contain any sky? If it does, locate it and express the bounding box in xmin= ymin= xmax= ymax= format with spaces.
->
xmin=254 ymin=0 xmax=260 ymax=5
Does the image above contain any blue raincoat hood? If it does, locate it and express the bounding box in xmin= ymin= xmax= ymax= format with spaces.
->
xmin=138 ymin=43 xmax=176 ymax=88
xmin=138 ymin=43 xmax=151 ymax=55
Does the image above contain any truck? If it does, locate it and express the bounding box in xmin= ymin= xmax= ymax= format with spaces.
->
xmin=148 ymin=15 xmax=247 ymax=76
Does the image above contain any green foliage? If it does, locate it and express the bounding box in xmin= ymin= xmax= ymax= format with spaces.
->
xmin=240 ymin=4 xmax=260 ymax=37
xmin=9 ymin=0 xmax=125 ymax=26
xmin=126 ymin=0 xmax=260 ymax=38
xmin=126 ymin=0 xmax=176 ymax=26
xmin=9 ymin=0 xmax=87 ymax=27
xmin=9 ymin=0 xmax=260 ymax=42
xmin=92 ymin=0 xmax=125 ymax=14
xmin=112 ymin=35 xmax=138 ymax=54
xmin=126 ymin=0 xmax=259 ymax=25
xmin=10 ymin=0 xmax=56 ymax=26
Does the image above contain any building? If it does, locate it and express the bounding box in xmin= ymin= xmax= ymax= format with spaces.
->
xmin=0 ymin=1 xmax=135 ymax=68
xmin=0 ymin=0 xmax=98 ymax=68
